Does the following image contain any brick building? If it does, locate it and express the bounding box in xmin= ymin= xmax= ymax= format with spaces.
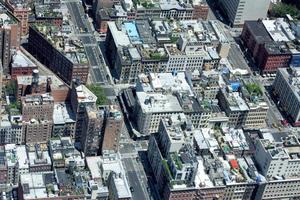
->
xmin=5 ymin=0 xmax=30 ymax=36
xmin=0 ymin=4 xmax=21 ymax=73
xmin=28 ymin=25 xmax=89 ymax=85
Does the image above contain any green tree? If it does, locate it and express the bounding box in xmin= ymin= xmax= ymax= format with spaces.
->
xmin=86 ymin=84 xmax=108 ymax=105
xmin=271 ymin=3 xmax=300 ymax=19
xmin=6 ymin=80 xmax=17 ymax=96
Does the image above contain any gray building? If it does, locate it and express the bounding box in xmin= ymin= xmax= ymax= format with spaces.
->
xmin=273 ymin=67 xmax=300 ymax=123
xmin=219 ymin=0 xmax=270 ymax=26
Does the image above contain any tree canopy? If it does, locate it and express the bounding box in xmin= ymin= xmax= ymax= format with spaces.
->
xmin=270 ymin=3 xmax=300 ymax=19
xmin=86 ymin=84 xmax=108 ymax=105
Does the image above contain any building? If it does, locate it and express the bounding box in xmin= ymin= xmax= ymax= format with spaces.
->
xmin=49 ymin=137 xmax=84 ymax=168
xmin=52 ymin=103 xmax=76 ymax=137
xmin=101 ymin=105 xmax=123 ymax=156
xmin=70 ymin=83 xmax=97 ymax=142
xmin=252 ymin=132 xmax=300 ymax=199
xmin=134 ymin=72 xmax=228 ymax=135
xmin=273 ymin=67 xmax=300 ymax=123
xmin=218 ymin=77 xmax=268 ymax=128
xmin=30 ymin=2 xmax=63 ymax=27
xmin=241 ymin=19 xmax=300 ymax=73
xmin=185 ymin=70 xmax=220 ymax=100
xmin=86 ymin=154 xmax=131 ymax=199
xmin=81 ymin=106 xmax=105 ymax=156
xmin=147 ymin=116 xmax=199 ymax=199
xmin=0 ymin=147 xmax=8 ymax=189
xmin=18 ymin=172 xmax=85 ymax=200
xmin=21 ymin=93 xmax=54 ymax=122
xmin=105 ymin=19 xmax=227 ymax=83
xmin=16 ymin=71 xmax=69 ymax=102
xmin=27 ymin=144 xmax=52 ymax=172
xmin=257 ymin=42 xmax=291 ymax=73
xmin=4 ymin=144 xmax=28 ymax=187
xmin=0 ymin=4 xmax=20 ymax=73
xmin=5 ymin=0 xmax=30 ymax=36
xmin=11 ymin=50 xmax=37 ymax=79
xmin=94 ymin=0 xmax=209 ymax=34
xmin=28 ymin=23 xmax=89 ymax=85
xmin=23 ymin=119 xmax=53 ymax=144
xmin=108 ymin=172 xmax=132 ymax=200
xmin=218 ymin=0 xmax=270 ymax=26
xmin=0 ymin=115 xmax=23 ymax=144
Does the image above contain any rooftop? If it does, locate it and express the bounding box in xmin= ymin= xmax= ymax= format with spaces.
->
xmin=136 ymin=92 xmax=183 ymax=113
xmin=137 ymin=72 xmax=193 ymax=95
xmin=53 ymin=103 xmax=76 ymax=125
xmin=32 ymin=23 xmax=88 ymax=64
xmin=12 ymin=50 xmax=36 ymax=68
xmin=76 ymin=85 xmax=97 ymax=104
xmin=262 ymin=19 xmax=295 ymax=42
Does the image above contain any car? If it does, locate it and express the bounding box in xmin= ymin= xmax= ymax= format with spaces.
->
xmin=130 ymin=187 xmax=134 ymax=192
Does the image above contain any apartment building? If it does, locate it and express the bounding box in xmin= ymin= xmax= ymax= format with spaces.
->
xmin=5 ymin=0 xmax=30 ymax=36
xmin=21 ymin=93 xmax=54 ymax=122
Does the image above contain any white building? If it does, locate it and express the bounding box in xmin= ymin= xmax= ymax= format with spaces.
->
xmin=5 ymin=144 xmax=29 ymax=186
xmin=135 ymin=92 xmax=183 ymax=135
xmin=273 ymin=67 xmax=300 ymax=123
xmin=254 ymin=136 xmax=300 ymax=178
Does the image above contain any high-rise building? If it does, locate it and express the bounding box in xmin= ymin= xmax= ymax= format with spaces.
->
xmin=23 ymin=119 xmax=53 ymax=144
xmin=81 ymin=106 xmax=105 ymax=156
xmin=0 ymin=115 xmax=23 ymax=144
xmin=219 ymin=0 xmax=270 ymax=26
xmin=0 ymin=4 xmax=20 ymax=73
xmin=52 ymin=103 xmax=76 ymax=137
xmin=147 ymin=114 xmax=199 ymax=199
xmin=70 ymin=83 xmax=97 ymax=142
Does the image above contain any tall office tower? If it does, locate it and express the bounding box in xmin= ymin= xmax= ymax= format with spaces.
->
xmin=219 ymin=0 xmax=270 ymax=26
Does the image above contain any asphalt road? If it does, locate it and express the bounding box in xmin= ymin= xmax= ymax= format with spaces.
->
xmin=66 ymin=1 xmax=110 ymax=85
xmin=122 ymin=158 xmax=149 ymax=200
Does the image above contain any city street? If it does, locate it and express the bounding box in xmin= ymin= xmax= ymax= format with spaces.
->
xmin=66 ymin=1 xmax=111 ymax=85
xmin=119 ymin=124 xmax=158 ymax=200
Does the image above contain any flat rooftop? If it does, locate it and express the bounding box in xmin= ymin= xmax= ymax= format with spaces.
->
xmin=12 ymin=50 xmax=36 ymax=68
xmin=53 ymin=103 xmax=75 ymax=125
xmin=136 ymin=92 xmax=183 ymax=113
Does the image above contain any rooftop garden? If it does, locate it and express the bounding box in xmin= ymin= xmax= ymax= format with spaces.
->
xmin=162 ymin=159 xmax=172 ymax=178
xmin=133 ymin=0 xmax=156 ymax=8
xmin=170 ymin=36 xmax=179 ymax=43
xmin=245 ymin=83 xmax=262 ymax=96
xmin=171 ymin=152 xmax=183 ymax=170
